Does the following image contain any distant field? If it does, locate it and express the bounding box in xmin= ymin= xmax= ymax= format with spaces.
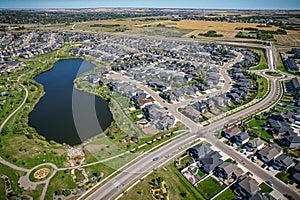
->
xmin=275 ymin=34 xmax=300 ymax=46
xmin=170 ymin=20 xmax=279 ymax=38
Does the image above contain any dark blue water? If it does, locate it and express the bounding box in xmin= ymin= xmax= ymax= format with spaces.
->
xmin=28 ymin=58 xmax=113 ymax=145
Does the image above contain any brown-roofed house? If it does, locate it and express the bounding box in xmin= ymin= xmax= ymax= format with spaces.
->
xmin=223 ymin=126 xmax=241 ymax=139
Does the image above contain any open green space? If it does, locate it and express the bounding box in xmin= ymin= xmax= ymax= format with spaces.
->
xmin=251 ymin=49 xmax=268 ymax=70
xmin=265 ymin=71 xmax=282 ymax=77
xmin=259 ymin=182 xmax=273 ymax=193
xmin=120 ymin=163 xmax=205 ymax=200
xmin=257 ymin=76 xmax=269 ymax=99
xmin=0 ymin=178 xmax=6 ymax=198
xmin=214 ymin=188 xmax=237 ymax=200
xmin=0 ymin=163 xmax=24 ymax=196
xmin=275 ymin=172 xmax=291 ymax=184
xmin=247 ymin=118 xmax=265 ymax=127
xmin=45 ymin=170 xmax=77 ymax=200
xmin=277 ymin=65 xmax=300 ymax=76
xmin=197 ymin=177 xmax=226 ymax=199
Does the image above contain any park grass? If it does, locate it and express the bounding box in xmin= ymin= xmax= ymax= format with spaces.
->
xmin=0 ymin=163 xmax=24 ymax=196
xmin=257 ymin=76 xmax=269 ymax=98
xmin=45 ymin=170 xmax=77 ymax=200
xmin=197 ymin=177 xmax=226 ymax=199
xmin=214 ymin=188 xmax=237 ymax=200
xmin=83 ymin=162 xmax=115 ymax=180
xmin=259 ymin=182 xmax=273 ymax=193
xmin=120 ymin=163 xmax=205 ymax=200
xmin=22 ymin=184 xmax=44 ymax=200
xmin=251 ymin=64 xmax=269 ymax=70
xmin=277 ymin=65 xmax=300 ymax=76
xmin=0 ymin=134 xmax=67 ymax=168
xmin=0 ymin=178 xmax=6 ymax=198
xmin=275 ymin=172 xmax=291 ymax=184
xmin=251 ymin=49 xmax=268 ymax=70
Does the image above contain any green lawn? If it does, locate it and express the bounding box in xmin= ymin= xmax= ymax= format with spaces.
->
xmin=257 ymin=77 xmax=269 ymax=99
xmin=0 ymin=163 xmax=24 ymax=196
xmin=197 ymin=177 xmax=226 ymax=199
xmin=120 ymin=163 xmax=205 ymax=200
xmin=0 ymin=178 xmax=6 ymax=198
xmin=251 ymin=64 xmax=269 ymax=70
xmin=277 ymin=65 xmax=300 ymax=76
xmin=252 ymin=128 xmax=273 ymax=140
xmin=180 ymin=156 xmax=194 ymax=168
xmin=259 ymin=182 xmax=273 ymax=193
xmin=265 ymin=71 xmax=282 ymax=77
xmin=214 ymin=188 xmax=237 ymax=200
xmin=197 ymin=170 xmax=205 ymax=177
xmin=45 ymin=170 xmax=77 ymax=200
xmin=247 ymin=119 xmax=265 ymax=127
xmin=275 ymin=172 xmax=291 ymax=184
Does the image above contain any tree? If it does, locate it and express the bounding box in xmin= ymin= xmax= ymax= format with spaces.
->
xmin=1 ymin=126 xmax=10 ymax=136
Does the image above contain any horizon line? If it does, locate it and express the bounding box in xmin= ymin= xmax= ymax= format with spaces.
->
xmin=0 ymin=7 xmax=300 ymax=11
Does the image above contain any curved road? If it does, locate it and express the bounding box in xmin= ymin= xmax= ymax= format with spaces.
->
xmin=80 ymin=42 xmax=299 ymax=199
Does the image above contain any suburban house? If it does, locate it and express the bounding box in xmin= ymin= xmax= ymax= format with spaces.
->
xmin=214 ymin=162 xmax=244 ymax=180
xmin=182 ymin=106 xmax=200 ymax=120
xmin=267 ymin=119 xmax=294 ymax=135
xmin=234 ymin=132 xmax=250 ymax=146
xmin=292 ymin=173 xmax=300 ymax=186
xmin=283 ymin=135 xmax=300 ymax=148
xmin=258 ymin=144 xmax=282 ymax=164
xmin=234 ymin=176 xmax=259 ymax=198
xmin=223 ymin=126 xmax=241 ymax=139
xmin=247 ymin=138 xmax=265 ymax=151
xmin=199 ymin=151 xmax=223 ymax=174
xmin=249 ymin=192 xmax=276 ymax=200
xmin=188 ymin=144 xmax=223 ymax=174
xmin=272 ymin=154 xmax=294 ymax=171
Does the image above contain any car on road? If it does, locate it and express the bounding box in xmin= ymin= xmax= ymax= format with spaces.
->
xmin=153 ymin=157 xmax=159 ymax=161
xmin=283 ymin=193 xmax=295 ymax=200
xmin=266 ymin=180 xmax=274 ymax=187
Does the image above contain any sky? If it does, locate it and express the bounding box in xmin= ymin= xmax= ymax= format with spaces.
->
xmin=0 ymin=0 xmax=299 ymax=10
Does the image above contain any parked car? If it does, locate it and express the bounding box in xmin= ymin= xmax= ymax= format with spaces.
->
xmin=283 ymin=193 xmax=295 ymax=200
xmin=261 ymin=164 xmax=267 ymax=169
xmin=266 ymin=180 xmax=274 ymax=187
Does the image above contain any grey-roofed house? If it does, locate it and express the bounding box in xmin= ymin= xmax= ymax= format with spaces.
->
xmin=267 ymin=119 xmax=294 ymax=135
xmin=292 ymin=173 xmax=300 ymax=186
xmin=214 ymin=162 xmax=244 ymax=180
xmin=188 ymin=144 xmax=223 ymax=173
xmin=249 ymin=192 xmax=276 ymax=200
xmin=247 ymin=138 xmax=265 ymax=151
xmin=234 ymin=132 xmax=249 ymax=146
xmin=182 ymin=106 xmax=200 ymax=120
xmin=155 ymin=115 xmax=175 ymax=131
xmin=188 ymin=144 xmax=212 ymax=161
xmin=284 ymin=135 xmax=300 ymax=148
xmin=212 ymin=96 xmax=225 ymax=107
xmin=272 ymin=154 xmax=294 ymax=171
xmin=258 ymin=144 xmax=282 ymax=163
xmin=199 ymin=151 xmax=223 ymax=174
xmin=235 ymin=177 xmax=259 ymax=198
